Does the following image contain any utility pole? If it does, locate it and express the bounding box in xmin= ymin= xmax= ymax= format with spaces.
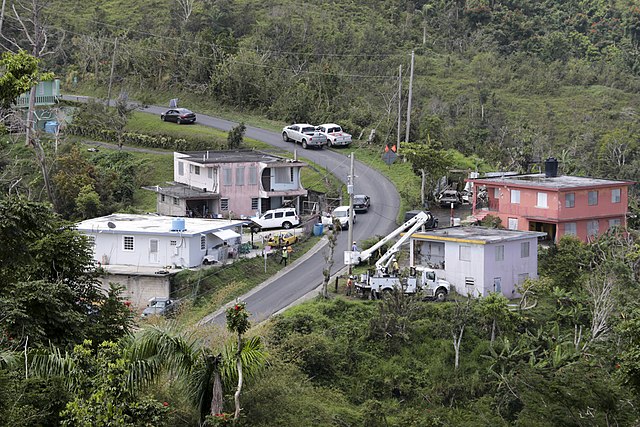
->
xmin=107 ymin=37 xmax=118 ymax=105
xmin=347 ymin=153 xmax=355 ymax=274
xmin=397 ymin=64 xmax=402 ymax=151
xmin=405 ymin=50 xmax=415 ymax=145
xmin=0 ymin=0 xmax=7 ymax=35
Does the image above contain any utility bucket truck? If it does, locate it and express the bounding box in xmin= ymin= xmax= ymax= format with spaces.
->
xmin=345 ymin=211 xmax=450 ymax=300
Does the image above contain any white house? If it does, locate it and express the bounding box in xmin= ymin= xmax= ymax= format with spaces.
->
xmin=76 ymin=214 xmax=248 ymax=269
xmin=409 ymin=227 xmax=545 ymax=298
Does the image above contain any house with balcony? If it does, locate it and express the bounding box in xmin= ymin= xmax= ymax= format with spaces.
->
xmin=408 ymin=227 xmax=545 ymax=298
xmin=145 ymin=150 xmax=308 ymax=218
xmin=468 ymin=159 xmax=633 ymax=242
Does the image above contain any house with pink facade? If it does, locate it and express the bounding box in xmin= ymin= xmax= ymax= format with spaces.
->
xmin=468 ymin=160 xmax=633 ymax=243
xmin=145 ymin=150 xmax=308 ymax=218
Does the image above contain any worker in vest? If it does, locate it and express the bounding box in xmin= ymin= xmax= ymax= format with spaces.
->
xmin=391 ymin=258 xmax=400 ymax=276
xmin=280 ymin=246 xmax=289 ymax=266
xmin=346 ymin=275 xmax=354 ymax=296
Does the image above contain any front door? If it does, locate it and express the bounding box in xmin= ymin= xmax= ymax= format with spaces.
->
xmin=149 ymin=239 xmax=159 ymax=263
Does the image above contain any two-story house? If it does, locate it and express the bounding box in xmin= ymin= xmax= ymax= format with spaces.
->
xmin=146 ymin=150 xmax=308 ymax=218
xmin=468 ymin=159 xmax=633 ymax=242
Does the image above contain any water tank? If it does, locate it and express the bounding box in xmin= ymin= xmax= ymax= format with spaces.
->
xmin=545 ymin=157 xmax=558 ymax=178
xmin=44 ymin=121 xmax=59 ymax=134
xmin=171 ymin=217 xmax=186 ymax=231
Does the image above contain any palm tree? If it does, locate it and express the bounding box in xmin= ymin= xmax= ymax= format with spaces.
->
xmin=28 ymin=322 xmax=266 ymax=425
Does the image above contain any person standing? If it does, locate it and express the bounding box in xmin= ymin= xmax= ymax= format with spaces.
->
xmin=280 ymin=246 xmax=289 ymax=266
xmin=391 ymin=258 xmax=400 ymax=276
xmin=346 ymin=275 xmax=354 ymax=296
xmin=352 ymin=241 xmax=360 ymax=251
xmin=287 ymin=245 xmax=293 ymax=258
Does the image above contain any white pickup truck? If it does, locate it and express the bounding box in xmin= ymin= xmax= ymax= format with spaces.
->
xmin=317 ymin=123 xmax=351 ymax=147
xmin=282 ymin=124 xmax=327 ymax=149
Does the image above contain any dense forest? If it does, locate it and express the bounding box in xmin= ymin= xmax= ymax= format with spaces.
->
xmin=2 ymin=0 xmax=640 ymax=426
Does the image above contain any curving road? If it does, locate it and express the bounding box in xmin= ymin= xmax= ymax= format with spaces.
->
xmin=63 ymin=95 xmax=400 ymax=323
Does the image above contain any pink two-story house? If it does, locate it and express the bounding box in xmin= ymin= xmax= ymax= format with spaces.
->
xmin=468 ymin=161 xmax=633 ymax=243
xmin=146 ymin=150 xmax=308 ymax=218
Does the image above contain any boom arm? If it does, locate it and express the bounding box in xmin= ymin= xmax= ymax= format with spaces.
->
xmin=344 ymin=211 xmax=433 ymax=267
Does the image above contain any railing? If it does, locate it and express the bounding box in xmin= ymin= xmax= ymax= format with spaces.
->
xmin=14 ymin=95 xmax=59 ymax=108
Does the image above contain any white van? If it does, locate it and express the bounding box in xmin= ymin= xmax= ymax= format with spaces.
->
xmin=331 ymin=206 xmax=356 ymax=230
xmin=250 ymin=208 xmax=300 ymax=231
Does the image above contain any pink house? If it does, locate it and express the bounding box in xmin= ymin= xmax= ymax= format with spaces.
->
xmin=145 ymin=150 xmax=308 ymax=218
xmin=468 ymin=161 xmax=633 ymax=243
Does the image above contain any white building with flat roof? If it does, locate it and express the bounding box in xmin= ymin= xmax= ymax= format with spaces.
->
xmin=76 ymin=214 xmax=247 ymax=269
xmin=409 ymin=227 xmax=545 ymax=298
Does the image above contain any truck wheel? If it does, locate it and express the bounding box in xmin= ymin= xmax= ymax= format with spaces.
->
xmin=435 ymin=288 xmax=447 ymax=302
xmin=282 ymin=221 xmax=292 ymax=229
xmin=282 ymin=132 xmax=290 ymax=142
xmin=302 ymin=139 xmax=308 ymax=149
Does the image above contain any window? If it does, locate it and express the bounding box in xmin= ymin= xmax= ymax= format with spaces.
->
xmin=221 ymin=199 xmax=229 ymax=211
xmin=178 ymin=162 xmax=184 ymax=176
xmin=495 ymin=245 xmax=504 ymax=261
xmin=587 ymin=220 xmax=599 ymax=237
xmin=161 ymin=194 xmax=165 ymax=202
xmin=508 ymin=218 xmax=518 ymax=230
xmin=517 ymin=273 xmax=529 ymax=284
xmin=236 ymin=167 xmax=245 ymax=186
xmin=609 ymin=218 xmax=621 ymax=228
xmin=170 ymin=240 xmax=177 ymax=246
xmin=251 ymin=198 xmax=259 ymax=211
xmin=521 ymin=241 xmax=530 ymax=258
xmin=248 ymin=166 xmax=257 ymax=185
xmin=208 ymin=167 xmax=213 ymax=179
xmin=173 ymin=197 xmax=179 ymax=205
xmin=200 ymin=235 xmax=206 ymax=251
xmin=290 ymin=168 xmax=294 ymax=182
xmin=223 ymin=168 xmax=232 ymax=186
xmin=274 ymin=212 xmax=284 ymax=219
xmin=465 ymin=277 xmax=475 ymax=295
xmin=510 ymin=189 xmax=520 ymax=204
xmin=275 ymin=168 xmax=292 ymax=183
xmin=612 ymin=188 xmax=621 ymax=203
xmin=588 ymin=190 xmax=598 ymax=206
xmin=194 ymin=165 xmax=200 ymax=175
xmin=565 ymin=193 xmax=575 ymax=208
xmin=493 ymin=188 xmax=500 ymax=198
xmin=564 ymin=222 xmax=577 ymax=236
xmin=536 ymin=192 xmax=547 ymax=208
xmin=459 ymin=245 xmax=470 ymax=261
xmin=123 ymin=236 xmax=134 ymax=251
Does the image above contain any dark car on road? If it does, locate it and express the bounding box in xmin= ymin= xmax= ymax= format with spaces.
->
xmin=353 ymin=194 xmax=370 ymax=213
xmin=160 ymin=108 xmax=196 ymax=124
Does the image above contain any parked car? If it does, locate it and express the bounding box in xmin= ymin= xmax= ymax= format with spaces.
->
xmin=331 ymin=206 xmax=356 ymax=230
xmin=250 ymin=207 xmax=300 ymax=232
xmin=282 ymin=123 xmax=327 ymax=149
xmin=353 ymin=194 xmax=371 ymax=213
xmin=141 ymin=297 xmax=177 ymax=318
xmin=160 ymin=108 xmax=196 ymax=124
xmin=437 ymin=190 xmax=462 ymax=208
xmin=403 ymin=210 xmax=438 ymax=230
xmin=266 ymin=232 xmax=299 ymax=247
xmin=317 ymin=123 xmax=352 ymax=147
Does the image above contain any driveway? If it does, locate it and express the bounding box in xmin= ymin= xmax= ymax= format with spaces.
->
xmin=62 ymin=95 xmax=400 ymax=323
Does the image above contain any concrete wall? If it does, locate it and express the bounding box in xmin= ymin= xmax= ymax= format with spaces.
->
xmin=99 ymin=273 xmax=171 ymax=308
xmin=482 ymin=238 xmax=539 ymax=297
xmin=441 ymin=241 xmax=486 ymax=297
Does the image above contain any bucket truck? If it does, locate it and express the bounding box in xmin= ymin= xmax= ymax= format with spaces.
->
xmin=345 ymin=211 xmax=450 ymax=300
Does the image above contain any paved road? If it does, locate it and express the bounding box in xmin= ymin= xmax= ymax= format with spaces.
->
xmin=63 ymin=95 xmax=400 ymax=323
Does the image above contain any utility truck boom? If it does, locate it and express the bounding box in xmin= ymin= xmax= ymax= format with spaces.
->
xmin=345 ymin=211 xmax=450 ymax=300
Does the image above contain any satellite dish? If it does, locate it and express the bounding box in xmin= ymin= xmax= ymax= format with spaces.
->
xmin=107 ymin=222 xmax=116 ymax=229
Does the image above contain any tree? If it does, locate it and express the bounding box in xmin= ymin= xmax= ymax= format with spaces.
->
xmin=321 ymin=218 xmax=340 ymax=298
xmin=403 ymin=142 xmax=454 ymax=206
xmin=226 ymin=301 xmax=250 ymax=421
xmin=476 ymin=293 xmax=514 ymax=345
xmin=0 ymin=50 xmax=46 ymax=109
xmin=227 ymin=122 xmax=246 ymax=150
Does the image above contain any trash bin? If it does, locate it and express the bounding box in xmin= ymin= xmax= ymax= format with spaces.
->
xmin=44 ymin=121 xmax=59 ymax=134
xmin=313 ymin=223 xmax=324 ymax=236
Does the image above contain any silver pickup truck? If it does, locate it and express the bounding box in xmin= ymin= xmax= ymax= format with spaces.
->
xmin=282 ymin=123 xmax=327 ymax=149
xmin=318 ymin=123 xmax=352 ymax=147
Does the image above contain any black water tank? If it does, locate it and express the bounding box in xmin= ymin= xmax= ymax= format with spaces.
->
xmin=545 ymin=157 xmax=558 ymax=178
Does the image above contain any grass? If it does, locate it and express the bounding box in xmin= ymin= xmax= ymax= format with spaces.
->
xmin=125 ymin=111 xmax=272 ymax=150
xmin=172 ymin=234 xmax=322 ymax=325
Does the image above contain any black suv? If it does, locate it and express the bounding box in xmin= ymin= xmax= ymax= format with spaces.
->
xmin=403 ymin=210 xmax=438 ymax=230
